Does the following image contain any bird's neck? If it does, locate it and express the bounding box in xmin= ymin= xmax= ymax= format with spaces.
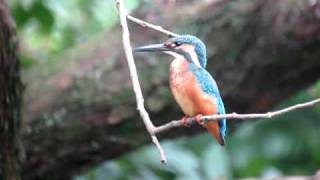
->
xmin=169 ymin=58 xmax=189 ymax=75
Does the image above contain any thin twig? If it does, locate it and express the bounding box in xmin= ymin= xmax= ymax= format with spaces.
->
xmin=115 ymin=0 xmax=167 ymax=163
xmin=127 ymin=15 xmax=179 ymax=37
xmin=154 ymin=98 xmax=320 ymax=134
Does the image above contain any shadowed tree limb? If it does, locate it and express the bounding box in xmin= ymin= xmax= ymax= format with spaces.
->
xmin=0 ymin=0 xmax=23 ymax=179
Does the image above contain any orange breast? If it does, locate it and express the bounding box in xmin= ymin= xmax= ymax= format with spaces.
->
xmin=169 ymin=59 xmax=218 ymax=116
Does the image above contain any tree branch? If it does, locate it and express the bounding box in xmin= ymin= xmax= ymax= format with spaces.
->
xmin=127 ymin=15 xmax=179 ymax=37
xmin=154 ymin=98 xmax=320 ymax=134
xmin=115 ymin=0 xmax=167 ymax=163
xmin=0 ymin=0 xmax=23 ymax=179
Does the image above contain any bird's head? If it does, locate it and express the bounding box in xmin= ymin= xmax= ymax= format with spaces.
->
xmin=134 ymin=35 xmax=207 ymax=68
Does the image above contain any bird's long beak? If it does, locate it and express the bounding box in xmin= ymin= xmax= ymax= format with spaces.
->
xmin=134 ymin=43 xmax=169 ymax=52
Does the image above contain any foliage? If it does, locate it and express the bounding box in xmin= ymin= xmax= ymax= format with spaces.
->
xmin=8 ymin=0 xmax=139 ymax=67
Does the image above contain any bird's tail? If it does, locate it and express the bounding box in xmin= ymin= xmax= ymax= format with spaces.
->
xmin=205 ymin=121 xmax=225 ymax=145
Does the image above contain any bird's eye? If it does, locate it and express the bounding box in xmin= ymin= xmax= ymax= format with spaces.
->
xmin=165 ymin=41 xmax=182 ymax=48
xmin=174 ymin=41 xmax=182 ymax=46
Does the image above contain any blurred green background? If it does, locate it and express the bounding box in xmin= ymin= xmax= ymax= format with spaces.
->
xmin=8 ymin=0 xmax=320 ymax=179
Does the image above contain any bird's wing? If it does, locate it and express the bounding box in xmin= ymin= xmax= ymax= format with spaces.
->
xmin=189 ymin=65 xmax=227 ymax=139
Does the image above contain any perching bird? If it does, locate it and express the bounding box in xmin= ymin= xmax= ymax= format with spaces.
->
xmin=135 ymin=35 xmax=226 ymax=145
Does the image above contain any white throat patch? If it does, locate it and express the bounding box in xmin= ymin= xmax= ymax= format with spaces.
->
xmin=165 ymin=44 xmax=201 ymax=67
xmin=164 ymin=51 xmax=184 ymax=60
xmin=182 ymin=44 xmax=201 ymax=67
xmin=188 ymin=50 xmax=201 ymax=67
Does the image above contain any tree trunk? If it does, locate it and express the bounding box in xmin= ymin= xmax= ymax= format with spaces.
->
xmin=0 ymin=0 xmax=23 ymax=179
xmin=22 ymin=0 xmax=320 ymax=179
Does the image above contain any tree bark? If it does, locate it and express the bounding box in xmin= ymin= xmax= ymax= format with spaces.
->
xmin=22 ymin=0 xmax=320 ymax=179
xmin=0 ymin=0 xmax=23 ymax=179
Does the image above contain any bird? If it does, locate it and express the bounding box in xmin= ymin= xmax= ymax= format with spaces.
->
xmin=134 ymin=35 xmax=226 ymax=145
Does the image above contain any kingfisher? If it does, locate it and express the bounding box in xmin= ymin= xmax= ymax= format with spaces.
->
xmin=135 ymin=35 xmax=226 ymax=145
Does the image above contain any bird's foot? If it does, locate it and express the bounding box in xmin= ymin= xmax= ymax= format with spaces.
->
xmin=195 ymin=114 xmax=204 ymax=126
xmin=181 ymin=116 xmax=191 ymax=127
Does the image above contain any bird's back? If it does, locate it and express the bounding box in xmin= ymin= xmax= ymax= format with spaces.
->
xmin=169 ymin=59 xmax=226 ymax=144
xmin=189 ymin=63 xmax=227 ymax=144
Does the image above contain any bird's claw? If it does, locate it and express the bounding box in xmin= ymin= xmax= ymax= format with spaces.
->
xmin=195 ymin=114 xmax=204 ymax=126
xmin=181 ymin=116 xmax=190 ymax=127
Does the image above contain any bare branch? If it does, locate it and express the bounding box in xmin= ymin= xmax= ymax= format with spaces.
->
xmin=154 ymin=98 xmax=320 ymax=134
xmin=127 ymin=15 xmax=179 ymax=37
xmin=114 ymin=0 xmax=167 ymax=163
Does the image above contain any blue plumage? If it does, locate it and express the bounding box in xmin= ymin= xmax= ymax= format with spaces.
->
xmin=189 ymin=63 xmax=227 ymax=140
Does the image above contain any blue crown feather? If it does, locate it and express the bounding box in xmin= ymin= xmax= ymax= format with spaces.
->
xmin=170 ymin=35 xmax=207 ymax=68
